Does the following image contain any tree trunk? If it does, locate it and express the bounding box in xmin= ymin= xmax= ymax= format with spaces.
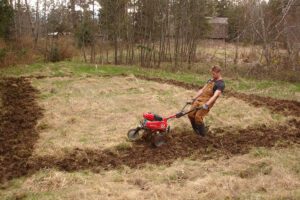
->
xmin=24 ymin=0 xmax=35 ymax=40
xmin=34 ymin=0 xmax=40 ymax=47
xmin=114 ymin=37 xmax=118 ymax=65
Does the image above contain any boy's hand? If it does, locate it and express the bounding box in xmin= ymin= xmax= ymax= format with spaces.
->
xmin=202 ymin=104 xmax=209 ymax=110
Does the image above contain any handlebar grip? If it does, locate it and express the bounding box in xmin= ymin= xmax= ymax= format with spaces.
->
xmin=176 ymin=112 xmax=184 ymax=118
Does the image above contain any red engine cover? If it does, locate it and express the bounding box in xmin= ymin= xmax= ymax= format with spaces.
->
xmin=145 ymin=121 xmax=167 ymax=131
xmin=143 ymin=113 xmax=155 ymax=121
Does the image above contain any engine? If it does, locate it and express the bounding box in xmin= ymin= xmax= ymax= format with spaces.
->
xmin=143 ymin=112 xmax=163 ymax=121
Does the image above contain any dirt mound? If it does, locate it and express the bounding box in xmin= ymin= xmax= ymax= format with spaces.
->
xmin=26 ymin=119 xmax=300 ymax=175
xmin=136 ymin=75 xmax=300 ymax=117
xmin=227 ymin=91 xmax=300 ymax=117
xmin=136 ymin=75 xmax=200 ymax=90
xmin=0 ymin=77 xmax=43 ymax=183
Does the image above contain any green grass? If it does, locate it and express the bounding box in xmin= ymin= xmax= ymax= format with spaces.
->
xmin=0 ymin=61 xmax=299 ymax=101
xmin=227 ymin=77 xmax=300 ymax=100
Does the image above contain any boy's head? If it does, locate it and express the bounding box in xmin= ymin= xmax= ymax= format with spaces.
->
xmin=211 ymin=65 xmax=222 ymax=80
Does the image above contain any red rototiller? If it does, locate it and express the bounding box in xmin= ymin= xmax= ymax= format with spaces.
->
xmin=127 ymin=101 xmax=203 ymax=147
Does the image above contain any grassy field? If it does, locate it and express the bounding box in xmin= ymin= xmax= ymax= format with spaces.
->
xmin=0 ymin=61 xmax=299 ymax=101
xmin=0 ymin=62 xmax=299 ymax=200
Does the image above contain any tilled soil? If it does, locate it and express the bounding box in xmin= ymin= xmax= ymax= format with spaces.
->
xmin=0 ymin=75 xmax=299 ymax=183
xmin=227 ymin=91 xmax=300 ymax=117
xmin=25 ymin=119 xmax=299 ymax=174
xmin=0 ymin=77 xmax=43 ymax=183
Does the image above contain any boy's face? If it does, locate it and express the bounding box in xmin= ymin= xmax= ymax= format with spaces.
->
xmin=211 ymin=70 xmax=220 ymax=80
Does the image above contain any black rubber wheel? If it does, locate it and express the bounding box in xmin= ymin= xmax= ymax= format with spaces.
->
xmin=152 ymin=133 xmax=166 ymax=147
xmin=127 ymin=128 xmax=140 ymax=141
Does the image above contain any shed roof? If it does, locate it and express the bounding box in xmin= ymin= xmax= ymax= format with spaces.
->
xmin=206 ymin=17 xmax=228 ymax=24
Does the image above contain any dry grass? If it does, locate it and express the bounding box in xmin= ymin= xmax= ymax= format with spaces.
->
xmin=32 ymin=76 xmax=195 ymax=156
xmin=31 ymin=76 xmax=287 ymax=157
xmin=207 ymin=97 xmax=288 ymax=130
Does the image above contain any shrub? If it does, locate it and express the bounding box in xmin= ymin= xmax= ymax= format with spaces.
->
xmin=0 ymin=48 xmax=6 ymax=61
xmin=47 ymin=37 xmax=78 ymax=62
xmin=49 ymin=46 xmax=60 ymax=62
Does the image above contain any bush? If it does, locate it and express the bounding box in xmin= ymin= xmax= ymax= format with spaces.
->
xmin=47 ymin=37 xmax=78 ymax=62
xmin=49 ymin=46 xmax=60 ymax=62
xmin=0 ymin=48 xmax=6 ymax=61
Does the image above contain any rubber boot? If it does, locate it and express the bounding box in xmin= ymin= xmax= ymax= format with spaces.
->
xmin=190 ymin=119 xmax=198 ymax=133
xmin=195 ymin=123 xmax=206 ymax=137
